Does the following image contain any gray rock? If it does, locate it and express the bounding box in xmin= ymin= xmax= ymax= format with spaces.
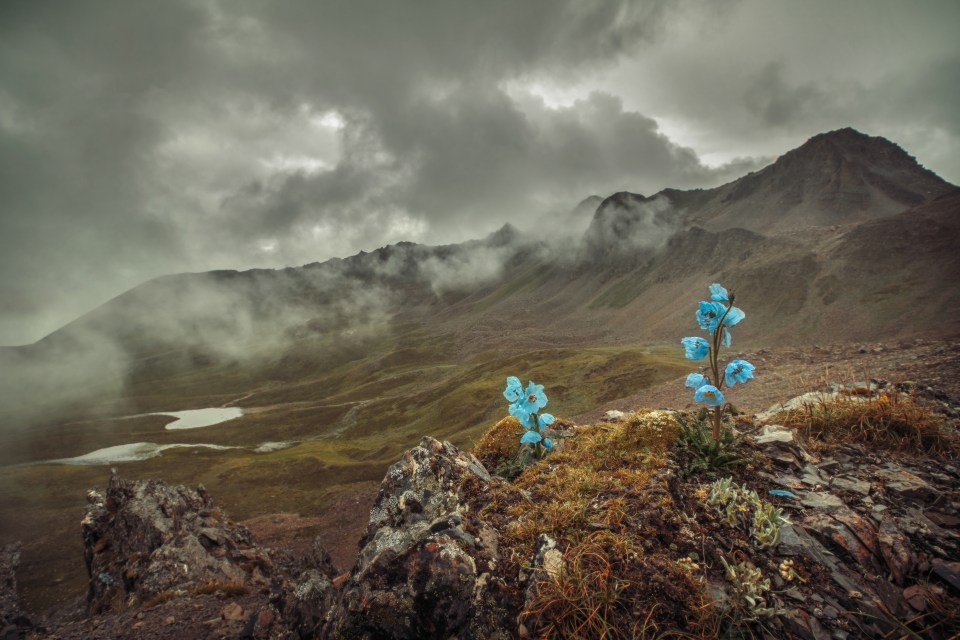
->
xmin=82 ymin=473 xmax=267 ymax=615
xmin=324 ymin=437 xmax=507 ymax=640
xmin=0 ymin=543 xmax=22 ymax=630
xmin=877 ymin=467 xmax=939 ymax=502
xmin=754 ymin=424 xmax=795 ymax=443
xmin=830 ymin=476 xmax=871 ymax=496
xmin=801 ymin=493 xmax=845 ymax=510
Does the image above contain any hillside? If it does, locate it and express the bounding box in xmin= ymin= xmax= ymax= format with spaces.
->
xmin=1 ymin=127 xmax=959 ymax=621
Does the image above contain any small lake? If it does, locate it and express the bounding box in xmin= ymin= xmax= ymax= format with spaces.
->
xmin=53 ymin=442 xmax=237 ymax=465
xmin=153 ymin=407 xmax=244 ymax=430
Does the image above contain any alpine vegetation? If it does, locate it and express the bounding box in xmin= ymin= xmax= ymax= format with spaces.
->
xmin=503 ymin=376 xmax=557 ymax=463
xmin=682 ymin=283 xmax=756 ymax=441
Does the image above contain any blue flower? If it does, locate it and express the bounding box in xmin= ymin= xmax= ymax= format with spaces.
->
xmin=520 ymin=430 xmax=542 ymax=445
xmin=724 ymin=360 xmax=755 ymax=387
xmin=503 ymin=376 xmax=522 ymax=403
xmin=709 ymin=283 xmax=729 ymax=302
xmin=516 ymin=381 xmax=548 ymax=414
xmin=721 ymin=327 xmax=731 ymax=347
xmin=537 ymin=413 xmax=555 ymax=430
xmin=694 ymin=385 xmax=725 ymax=406
xmin=543 ymin=437 xmax=554 ymax=450
xmin=681 ymin=337 xmax=709 ymax=360
xmin=510 ymin=402 xmax=534 ymax=429
xmin=696 ymin=301 xmax=725 ymax=331
xmin=685 ymin=373 xmax=708 ymax=389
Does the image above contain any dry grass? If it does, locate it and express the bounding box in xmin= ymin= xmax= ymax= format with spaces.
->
xmin=192 ymin=579 xmax=250 ymax=597
xmin=471 ymin=410 xmax=723 ymax=637
xmin=776 ymin=390 xmax=958 ymax=455
xmin=521 ymin=531 xmax=707 ymax=639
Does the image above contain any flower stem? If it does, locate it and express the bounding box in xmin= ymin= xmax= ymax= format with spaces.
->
xmin=708 ymin=302 xmax=733 ymax=441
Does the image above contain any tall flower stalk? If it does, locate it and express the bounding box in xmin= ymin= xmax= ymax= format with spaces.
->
xmin=682 ymin=283 xmax=755 ymax=441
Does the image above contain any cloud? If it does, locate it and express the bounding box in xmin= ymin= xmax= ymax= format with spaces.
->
xmin=0 ymin=0 xmax=956 ymax=345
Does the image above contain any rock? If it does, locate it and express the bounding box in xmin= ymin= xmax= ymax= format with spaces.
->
xmin=876 ymin=467 xmax=939 ymax=502
xmin=324 ymin=437 xmax=507 ymax=640
xmin=829 ymin=476 xmax=871 ymax=496
xmin=781 ymin=607 xmax=832 ymax=640
xmin=800 ymin=492 xmax=845 ymax=510
xmin=0 ymin=544 xmax=22 ymax=630
xmin=932 ymin=559 xmax=960 ymax=592
xmin=601 ymin=410 xmax=627 ymax=422
xmin=222 ymin=602 xmax=245 ymax=622
xmin=803 ymin=508 xmax=881 ymax=573
xmin=82 ymin=472 xmax=268 ymax=615
xmin=876 ymin=515 xmax=915 ymax=586
xmin=753 ymin=424 xmax=795 ymax=444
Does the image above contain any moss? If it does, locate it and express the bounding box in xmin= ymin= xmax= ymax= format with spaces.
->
xmin=471 ymin=417 xmax=523 ymax=472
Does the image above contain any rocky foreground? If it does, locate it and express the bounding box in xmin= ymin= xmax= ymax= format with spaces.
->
xmin=2 ymin=385 xmax=959 ymax=639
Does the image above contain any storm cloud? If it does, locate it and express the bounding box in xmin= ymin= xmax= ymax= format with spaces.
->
xmin=1 ymin=0 xmax=957 ymax=344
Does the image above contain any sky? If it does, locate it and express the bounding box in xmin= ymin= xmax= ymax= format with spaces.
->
xmin=1 ymin=0 xmax=958 ymax=346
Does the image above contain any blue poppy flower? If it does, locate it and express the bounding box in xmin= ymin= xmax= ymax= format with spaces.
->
xmin=685 ymin=373 xmax=708 ymax=389
xmin=709 ymin=283 xmax=729 ymax=302
xmin=681 ymin=337 xmax=710 ymax=360
xmin=520 ymin=430 xmax=542 ymax=445
xmin=537 ymin=413 xmax=555 ymax=431
xmin=696 ymin=301 xmax=725 ymax=331
xmin=503 ymin=376 xmax=522 ymax=403
xmin=694 ymin=384 xmax=725 ymax=406
xmin=721 ymin=327 xmax=731 ymax=347
xmin=516 ymin=381 xmax=548 ymax=414
xmin=543 ymin=437 xmax=554 ymax=450
xmin=724 ymin=360 xmax=755 ymax=387
xmin=510 ymin=402 xmax=534 ymax=429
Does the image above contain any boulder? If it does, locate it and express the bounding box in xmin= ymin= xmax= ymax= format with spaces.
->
xmin=323 ymin=437 xmax=508 ymax=640
xmin=82 ymin=472 xmax=271 ymax=614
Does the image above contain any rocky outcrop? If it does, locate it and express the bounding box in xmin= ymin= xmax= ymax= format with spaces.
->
xmin=748 ymin=413 xmax=960 ymax=638
xmin=0 ymin=543 xmax=24 ymax=639
xmin=317 ymin=437 xmax=509 ymax=640
xmin=82 ymin=472 xmax=272 ymax=615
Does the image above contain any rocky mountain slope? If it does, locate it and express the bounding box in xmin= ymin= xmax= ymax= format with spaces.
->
xmin=2 ymin=129 xmax=956 ymax=420
xmin=1 ymin=127 xmax=958 ymax=632
xmin=6 ymin=385 xmax=959 ymax=639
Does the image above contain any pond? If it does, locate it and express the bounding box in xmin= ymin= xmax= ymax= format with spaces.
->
xmin=152 ymin=407 xmax=244 ymax=430
xmin=53 ymin=442 xmax=237 ymax=465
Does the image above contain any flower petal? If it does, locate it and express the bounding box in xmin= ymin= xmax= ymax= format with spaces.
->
xmin=723 ymin=306 xmax=745 ymax=327
xmin=681 ymin=337 xmax=710 ymax=360
xmin=724 ymin=359 xmax=755 ymax=387
xmin=537 ymin=413 xmax=555 ymax=430
xmin=503 ymin=376 xmax=523 ymax=403
xmin=520 ymin=430 xmax=543 ymax=445
xmin=685 ymin=373 xmax=708 ymax=389
xmin=509 ymin=403 xmax=534 ymax=428
xmin=694 ymin=384 xmax=726 ymax=407
xmin=709 ymin=283 xmax=729 ymax=302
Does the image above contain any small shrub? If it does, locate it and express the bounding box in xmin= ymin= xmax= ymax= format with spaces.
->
xmin=706 ymin=477 xmax=789 ymax=549
xmin=675 ymin=415 xmax=745 ymax=477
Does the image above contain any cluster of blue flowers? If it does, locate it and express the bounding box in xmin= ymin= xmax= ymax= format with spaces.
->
xmin=503 ymin=376 xmax=556 ymax=449
xmin=681 ymin=283 xmax=756 ymax=413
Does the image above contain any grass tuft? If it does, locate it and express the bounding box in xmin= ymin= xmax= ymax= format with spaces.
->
xmin=776 ymin=390 xmax=958 ymax=455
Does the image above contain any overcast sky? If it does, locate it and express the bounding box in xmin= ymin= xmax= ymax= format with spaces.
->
xmin=1 ymin=0 xmax=957 ymax=345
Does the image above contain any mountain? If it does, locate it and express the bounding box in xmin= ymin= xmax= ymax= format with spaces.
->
xmin=1 ymin=127 xmax=958 ymax=427
xmin=3 ymin=127 xmax=959 ymax=615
